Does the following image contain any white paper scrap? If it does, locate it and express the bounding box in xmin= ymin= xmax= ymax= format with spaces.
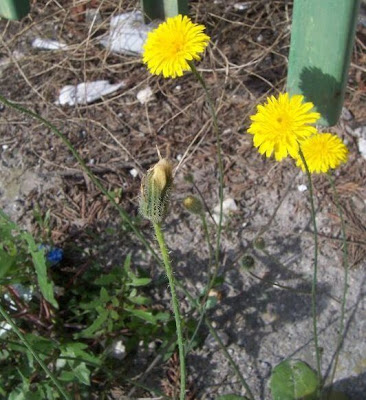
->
xmin=99 ymin=11 xmax=153 ymax=54
xmin=32 ymin=38 xmax=68 ymax=50
xmin=136 ymin=86 xmax=154 ymax=104
xmin=297 ymin=184 xmax=307 ymax=192
xmin=358 ymin=137 xmax=366 ymax=160
xmin=56 ymin=80 xmax=126 ymax=106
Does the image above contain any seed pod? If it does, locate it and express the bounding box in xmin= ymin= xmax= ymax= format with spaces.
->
xmin=183 ymin=195 xmax=203 ymax=215
xmin=139 ymin=158 xmax=173 ymax=224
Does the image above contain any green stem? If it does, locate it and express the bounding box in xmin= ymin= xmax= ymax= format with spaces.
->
xmin=185 ymin=212 xmax=214 ymax=354
xmin=189 ymin=63 xmax=224 ymax=277
xmin=201 ymin=212 xmax=214 ymax=270
xmin=327 ymin=173 xmax=349 ymax=394
xmin=0 ymin=94 xmax=160 ymax=265
xmin=177 ymin=282 xmax=255 ymax=400
xmin=152 ymin=222 xmax=186 ymax=400
xmin=298 ymin=148 xmax=322 ymax=386
xmin=205 ymin=317 xmax=255 ymax=400
xmin=0 ymin=304 xmax=71 ymax=400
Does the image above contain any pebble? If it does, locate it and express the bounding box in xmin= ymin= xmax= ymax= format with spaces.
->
xmin=297 ymin=184 xmax=307 ymax=192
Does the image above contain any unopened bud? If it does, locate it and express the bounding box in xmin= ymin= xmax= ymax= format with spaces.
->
xmin=183 ymin=195 xmax=203 ymax=215
xmin=139 ymin=158 xmax=173 ymax=223
xmin=254 ymin=236 xmax=265 ymax=250
xmin=240 ymin=255 xmax=255 ymax=270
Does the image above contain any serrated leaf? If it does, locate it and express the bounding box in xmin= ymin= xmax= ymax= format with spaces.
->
xmin=128 ymin=277 xmax=152 ymax=287
xmin=22 ymin=233 xmax=58 ymax=308
xmin=270 ymin=359 xmax=319 ymax=400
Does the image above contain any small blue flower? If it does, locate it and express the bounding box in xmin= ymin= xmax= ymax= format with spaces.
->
xmin=39 ymin=244 xmax=64 ymax=266
xmin=46 ymin=248 xmax=64 ymax=265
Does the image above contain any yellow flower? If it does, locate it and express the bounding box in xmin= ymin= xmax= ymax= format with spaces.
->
xmin=143 ymin=14 xmax=210 ymax=79
xmin=296 ymin=133 xmax=348 ymax=173
xmin=247 ymin=93 xmax=320 ymax=161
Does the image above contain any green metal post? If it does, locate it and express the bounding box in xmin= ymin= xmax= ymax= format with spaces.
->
xmin=0 ymin=0 xmax=30 ymax=20
xmin=287 ymin=0 xmax=361 ymax=126
xmin=141 ymin=0 xmax=188 ymax=21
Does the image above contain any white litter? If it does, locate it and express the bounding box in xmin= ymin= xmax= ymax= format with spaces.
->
xmin=2 ymin=144 xmax=9 ymax=150
xmin=109 ymin=340 xmax=126 ymax=360
xmin=136 ymin=86 xmax=154 ymax=104
xmin=0 ymin=322 xmax=11 ymax=338
xmin=56 ymin=80 xmax=126 ymax=106
xmin=129 ymin=168 xmax=138 ymax=178
xmin=234 ymin=2 xmax=250 ymax=11
xmin=99 ymin=11 xmax=153 ymax=54
xmin=358 ymin=137 xmax=366 ymax=160
xmin=32 ymin=38 xmax=68 ymax=50
xmin=297 ymin=184 xmax=307 ymax=192
xmin=213 ymin=198 xmax=238 ymax=224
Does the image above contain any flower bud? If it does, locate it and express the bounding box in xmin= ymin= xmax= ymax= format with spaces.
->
xmin=183 ymin=195 xmax=203 ymax=215
xmin=139 ymin=158 xmax=173 ymax=223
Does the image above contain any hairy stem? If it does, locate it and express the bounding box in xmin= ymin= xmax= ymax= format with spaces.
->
xmin=153 ymin=222 xmax=186 ymax=400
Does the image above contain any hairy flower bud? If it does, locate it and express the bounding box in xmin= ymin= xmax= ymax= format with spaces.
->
xmin=139 ymin=158 xmax=173 ymax=224
xmin=183 ymin=195 xmax=203 ymax=215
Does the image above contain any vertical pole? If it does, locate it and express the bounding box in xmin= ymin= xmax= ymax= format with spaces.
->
xmin=141 ymin=0 xmax=188 ymax=22
xmin=287 ymin=0 xmax=361 ymax=126
xmin=0 ymin=0 xmax=30 ymax=20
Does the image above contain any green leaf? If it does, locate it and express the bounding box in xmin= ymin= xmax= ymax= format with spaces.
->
xmin=0 ymin=248 xmax=16 ymax=278
xmin=78 ymin=309 xmax=109 ymax=338
xmin=99 ymin=287 xmax=110 ymax=302
xmin=22 ymin=233 xmax=58 ymax=308
xmin=128 ymin=277 xmax=152 ymax=287
xmin=72 ymin=362 xmax=90 ymax=386
xmin=59 ymin=370 xmax=76 ymax=382
xmin=127 ymin=308 xmax=156 ymax=324
xmin=128 ymin=295 xmax=151 ymax=305
xmin=270 ymin=359 xmax=319 ymax=400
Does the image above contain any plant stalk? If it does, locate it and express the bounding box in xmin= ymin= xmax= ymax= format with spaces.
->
xmin=153 ymin=222 xmax=186 ymax=400
xmin=298 ymin=148 xmax=322 ymax=386
xmin=189 ymin=62 xmax=224 ymax=281
xmin=327 ymin=173 xmax=349 ymax=394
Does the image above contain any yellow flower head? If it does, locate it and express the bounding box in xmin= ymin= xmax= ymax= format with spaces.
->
xmin=143 ymin=14 xmax=210 ymax=79
xmin=247 ymin=93 xmax=321 ymax=161
xmin=296 ymin=133 xmax=348 ymax=174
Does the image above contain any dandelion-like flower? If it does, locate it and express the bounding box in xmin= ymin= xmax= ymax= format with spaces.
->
xmin=143 ymin=14 xmax=210 ymax=79
xmin=247 ymin=93 xmax=321 ymax=161
xmin=296 ymin=133 xmax=348 ymax=174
